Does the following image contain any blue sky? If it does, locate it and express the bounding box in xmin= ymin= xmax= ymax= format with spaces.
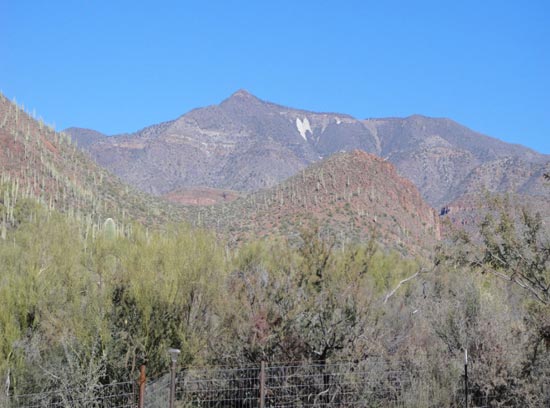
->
xmin=1 ymin=0 xmax=549 ymax=153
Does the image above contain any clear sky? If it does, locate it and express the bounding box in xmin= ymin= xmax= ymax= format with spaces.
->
xmin=1 ymin=0 xmax=549 ymax=153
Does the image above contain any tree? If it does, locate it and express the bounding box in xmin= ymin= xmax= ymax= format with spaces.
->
xmin=441 ymin=195 xmax=550 ymax=383
xmin=478 ymin=200 xmax=550 ymax=306
xmin=215 ymin=228 xmax=379 ymax=365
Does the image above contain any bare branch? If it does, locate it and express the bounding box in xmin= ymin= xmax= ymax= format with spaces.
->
xmin=383 ymin=269 xmax=424 ymax=304
xmin=489 ymin=269 xmax=548 ymax=305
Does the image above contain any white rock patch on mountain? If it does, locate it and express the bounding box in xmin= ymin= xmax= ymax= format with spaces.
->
xmin=296 ymin=117 xmax=312 ymax=141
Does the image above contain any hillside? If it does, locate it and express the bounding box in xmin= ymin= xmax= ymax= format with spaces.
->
xmin=0 ymin=93 xmax=183 ymax=229
xmin=66 ymin=90 xmax=549 ymax=212
xmin=192 ymin=150 xmax=440 ymax=254
xmin=364 ymin=115 xmax=548 ymax=207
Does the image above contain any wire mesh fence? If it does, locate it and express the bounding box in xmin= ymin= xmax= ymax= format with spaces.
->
xmin=8 ymin=381 xmax=137 ymax=408
xmin=143 ymin=373 xmax=170 ymax=408
xmin=175 ymin=365 xmax=261 ymax=407
xmin=463 ymin=353 xmax=550 ymax=408
xmin=7 ymin=356 xmax=550 ymax=407
xmin=264 ymin=361 xmax=423 ymax=407
xmin=170 ymin=359 xmax=460 ymax=407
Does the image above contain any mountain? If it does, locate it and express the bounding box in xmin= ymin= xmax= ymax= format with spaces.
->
xmin=363 ymin=115 xmax=548 ymax=207
xmin=0 ymin=88 xmax=440 ymax=254
xmin=0 ymin=93 xmax=182 ymax=227
xmin=66 ymin=90 xmax=379 ymax=195
xmin=66 ymin=90 xmax=549 ymax=212
xmin=191 ymin=150 xmax=440 ymax=254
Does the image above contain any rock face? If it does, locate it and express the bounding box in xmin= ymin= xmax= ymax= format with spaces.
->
xmin=66 ymin=90 xmax=549 ymax=212
xmin=193 ymin=150 xmax=440 ymax=254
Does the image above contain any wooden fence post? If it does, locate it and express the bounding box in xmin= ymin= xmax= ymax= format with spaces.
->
xmin=138 ymin=365 xmax=146 ymax=408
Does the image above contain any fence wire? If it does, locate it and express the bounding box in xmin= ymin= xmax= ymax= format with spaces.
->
xmin=9 ymin=381 xmax=137 ymax=408
xmin=175 ymin=365 xmax=261 ymax=407
xmin=143 ymin=373 xmax=170 ymax=408
xmin=265 ymin=361 xmax=418 ymax=407
xmin=463 ymin=355 xmax=550 ymax=408
xmin=8 ymin=356 xmax=550 ymax=407
xmin=171 ymin=360 xmax=454 ymax=408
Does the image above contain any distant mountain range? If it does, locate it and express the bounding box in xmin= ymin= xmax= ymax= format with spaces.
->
xmin=66 ymin=90 xmax=549 ymax=212
xmin=0 ymin=90 xmax=441 ymax=253
xmin=1 ymin=89 xmax=546 ymax=254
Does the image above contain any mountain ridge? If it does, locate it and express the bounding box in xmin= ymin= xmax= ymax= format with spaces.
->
xmin=62 ymin=90 xmax=549 ymax=212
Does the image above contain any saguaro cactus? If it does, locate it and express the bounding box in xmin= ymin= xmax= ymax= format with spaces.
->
xmin=103 ymin=218 xmax=117 ymax=240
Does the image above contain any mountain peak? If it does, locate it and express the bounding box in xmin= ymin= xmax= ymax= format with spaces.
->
xmin=222 ymin=89 xmax=262 ymax=105
xmin=232 ymin=89 xmax=254 ymax=97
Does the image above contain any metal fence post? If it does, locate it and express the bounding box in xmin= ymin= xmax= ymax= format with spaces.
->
xmin=138 ymin=365 xmax=146 ymax=408
xmin=464 ymin=349 xmax=469 ymax=408
xmin=260 ymin=361 xmax=266 ymax=408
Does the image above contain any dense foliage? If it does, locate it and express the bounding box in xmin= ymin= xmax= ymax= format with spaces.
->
xmin=1 ymin=194 xmax=549 ymax=406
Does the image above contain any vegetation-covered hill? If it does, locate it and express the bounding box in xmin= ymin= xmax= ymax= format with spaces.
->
xmin=1 ymin=92 xmax=441 ymax=256
xmin=0 ymin=93 xmax=184 ymax=231
xmin=193 ymin=150 xmax=440 ymax=254
xmin=1 ymin=199 xmax=549 ymax=406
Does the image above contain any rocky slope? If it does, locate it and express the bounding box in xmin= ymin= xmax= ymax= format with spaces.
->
xmin=191 ymin=150 xmax=440 ymax=254
xmin=66 ymin=90 xmax=549 ymax=212
xmin=0 ymin=93 xmax=182 ymax=227
xmin=2 ymin=91 xmax=438 ymax=253
xmin=364 ymin=115 xmax=548 ymax=207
